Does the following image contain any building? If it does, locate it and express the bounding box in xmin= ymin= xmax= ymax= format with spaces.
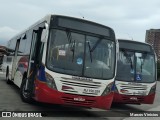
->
xmin=145 ymin=29 xmax=160 ymax=61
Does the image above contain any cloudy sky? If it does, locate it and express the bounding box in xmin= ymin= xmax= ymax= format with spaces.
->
xmin=0 ymin=0 xmax=160 ymax=45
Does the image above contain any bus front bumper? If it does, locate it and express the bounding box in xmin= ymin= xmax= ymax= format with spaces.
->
xmin=34 ymin=80 xmax=114 ymax=110
xmin=113 ymin=92 xmax=155 ymax=104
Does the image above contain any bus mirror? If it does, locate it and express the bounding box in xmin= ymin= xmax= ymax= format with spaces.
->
xmin=41 ymin=24 xmax=49 ymax=43
xmin=45 ymin=23 xmax=49 ymax=29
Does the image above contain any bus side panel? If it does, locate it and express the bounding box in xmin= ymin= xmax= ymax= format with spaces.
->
xmin=14 ymin=56 xmax=29 ymax=87
xmin=13 ymin=29 xmax=32 ymax=87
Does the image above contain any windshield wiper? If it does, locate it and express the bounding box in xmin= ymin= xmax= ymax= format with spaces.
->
xmin=66 ymin=29 xmax=75 ymax=62
xmin=129 ymin=57 xmax=133 ymax=71
xmin=71 ymin=40 xmax=76 ymax=62
xmin=122 ymin=50 xmax=134 ymax=72
xmin=139 ymin=53 xmax=147 ymax=73
xmin=87 ymin=37 xmax=103 ymax=63
xmin=90 ymin=37 xmax=103 ymax=52
xmin=66 ymin=29 xmax=72 ymax=44
xmin=140 ymin=57 xmax=144 ymax=73
xmin=87 ymin=42 xmax=92 ymax=62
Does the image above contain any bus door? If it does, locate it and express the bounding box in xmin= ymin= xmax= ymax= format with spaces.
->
xmin=11 ymin=39 xmax=20 ymax=80
xmin=25 ymin=28 xmax=43 ymax=91
xmin=25 ymin=22 xmax=47 ymax=93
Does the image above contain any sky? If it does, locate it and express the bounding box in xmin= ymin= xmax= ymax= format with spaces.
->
xmin=0 ymin=0 xmax=160 ymax=46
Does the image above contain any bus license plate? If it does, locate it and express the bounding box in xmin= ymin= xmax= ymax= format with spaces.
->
xmin=83 ymin=88 xmax=100 ymax=94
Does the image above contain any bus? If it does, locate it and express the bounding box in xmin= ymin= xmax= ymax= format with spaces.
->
xmin=0 ymin=46 xmax=7 ymax=71
xmin=113 ymin=39 xmax=157 ymax=104
xmin=4 ymin=15 xmax=117 ymax=110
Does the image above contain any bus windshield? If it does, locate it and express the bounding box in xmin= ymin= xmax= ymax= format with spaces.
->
xmin=116 ymin=49 xmax=156 ymax=83
xmin=47 ymin=29 xmax=115 ymax=79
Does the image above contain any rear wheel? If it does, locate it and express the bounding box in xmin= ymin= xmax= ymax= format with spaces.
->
xmin=20 ymin=78 xmax=34 ymax=103
xmin=6 ymin=67 xmax=13 ymax=84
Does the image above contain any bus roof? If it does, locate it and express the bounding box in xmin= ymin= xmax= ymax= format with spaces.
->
xmin=50 ymin=15 xmax=114 ymax=32
xmin=8 ymin=14 xmax=115 ymax=44
xmin=118 ymin=39 xmax=151 ymax=46
xmin=117 ymin=39 xmax=154 ymax=53
xmin=7 ymin=14 xmax=52 ymax=42
xmin=50 ymin=15 xmax=115 ymax=38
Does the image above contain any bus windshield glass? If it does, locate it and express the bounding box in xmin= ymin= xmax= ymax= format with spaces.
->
xmin=116 ymin=49 xmax=156 ymax=83
xmin=47 ymin=29 xmax=115 ymax=79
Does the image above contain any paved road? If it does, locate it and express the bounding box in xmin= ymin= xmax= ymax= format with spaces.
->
xmin=0 ymin=73 xmax=159 ymax=120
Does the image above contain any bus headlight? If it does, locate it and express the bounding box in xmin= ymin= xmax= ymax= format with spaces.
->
xmin=148 ymin=84 xmax=156 ymax=95
xmin=102 ymin=82 xmax=113 ymax=96
xmin=45 ymin=72 xmax=57 ymax=90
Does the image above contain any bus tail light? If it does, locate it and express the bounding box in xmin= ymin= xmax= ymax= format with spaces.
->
xmin=148 ymin=84 xmax=156 ymax=95
xmin=45 ymin=72 xmax=57 ymax=90
xmin=101 ymin=82 xmax=113 ymax=96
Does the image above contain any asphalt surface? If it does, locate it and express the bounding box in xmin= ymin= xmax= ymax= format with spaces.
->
xmin=0 ymin=72 xmax=160 ymax=120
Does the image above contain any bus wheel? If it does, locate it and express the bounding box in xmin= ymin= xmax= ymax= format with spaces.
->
xmin=20 ymin=78 xmax=33 ymax=103
xmin=6 ymin=67 xmax=12 ymax=84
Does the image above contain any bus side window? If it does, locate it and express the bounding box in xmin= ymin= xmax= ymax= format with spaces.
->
xmin=7 ymin=57 xmax=12 ymax=63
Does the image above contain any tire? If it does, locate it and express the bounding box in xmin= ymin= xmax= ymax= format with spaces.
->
xmin=6 ymin=67 xmax=13 ymax=84
xmin=20 ymin=78 xmax=34 ymax=103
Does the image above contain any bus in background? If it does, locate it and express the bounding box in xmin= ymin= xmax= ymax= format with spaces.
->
xmin=4 ymin=15 xmax=117 ymax=110
xmin=113 ymin=39 xmax=157 ymax=104
xmin=0 ymin=46 xmax=7 ymax=71
xmin=1 ymin=48 xmax=15 ymax=82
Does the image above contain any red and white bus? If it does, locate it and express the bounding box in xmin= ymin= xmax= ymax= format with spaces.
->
xmin=113 ymin=39 xmax=157 ymax=104
xmin=4 ymin=15 xmax=117 ymax=110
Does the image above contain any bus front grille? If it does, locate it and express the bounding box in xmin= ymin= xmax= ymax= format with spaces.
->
xmin=120 ymin=85 xmax=147 ymax=90
xmin=60 ymin=80 xmax=101 ymax=89
xmin=61 ymin=96 xmax=95 ymax=106
xmin=122 ymin=96 xmax=145 ymax=103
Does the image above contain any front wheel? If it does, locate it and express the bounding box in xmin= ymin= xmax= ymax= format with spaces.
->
xmin=20 ymin=78 xmax=34 ymax=103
